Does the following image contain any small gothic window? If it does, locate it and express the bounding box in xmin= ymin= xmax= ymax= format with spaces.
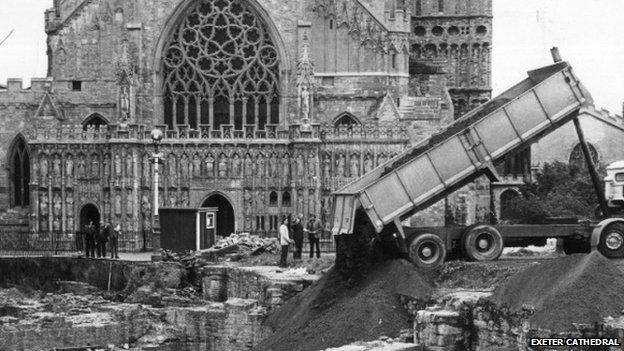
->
xmin=329 ymin=19 xmax=333 ymax=29
xmin=448 ymin=26 xmax=459 ymax=35
xmin=82 ymin=114 xmax=108 ymax=131
xmin=569 ymin=143 xmax=599 ymax=169
xmin=269 ymin=191 xmax=278 ymax=206
xmin=72 ymin=81 xmax=82 ymax=91
xmin=476 ymin=25 xmax=487 ymax=35
xmin=438 ymin=0 xmax=444 ymax=12
xmin=162 ymin=0 xmax=280 ymax=131
xmin=282 ymin=191 xmax=291 ymax=207
xmin=391 ymin=54 xmax=397 ymax=69
xmin=414 ymin=26 xmax=426 ymax=36
xmin=414 ymin=0 xmax=422 ymax=16
xmin=334 ymin=114 xmax=361 ymax=129
xmin=432 ymin=26 xmax=444 ymax=36
xmin=10 ymin=136 xmax=30 ymax=207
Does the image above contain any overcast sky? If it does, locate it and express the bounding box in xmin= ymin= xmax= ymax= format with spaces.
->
xmin=0 ymin=0 xmax=623 ymax=114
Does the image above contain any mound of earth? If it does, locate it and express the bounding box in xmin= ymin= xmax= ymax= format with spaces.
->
xmin=490 ymin=252 xmax=624 ymax=332
xmin=254 ymin=260 xmax=433 ymax=351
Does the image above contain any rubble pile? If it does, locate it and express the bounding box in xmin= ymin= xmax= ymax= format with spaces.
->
xmin=491 ymin=252 xmax=624 ymax=332
xmin=210 ymin=233 xmax=280 ymax=257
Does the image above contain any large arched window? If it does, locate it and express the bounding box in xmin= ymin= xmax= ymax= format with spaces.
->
xmin=569 ymin=142 xmax=599 ymax=170
xmin=9 ymin=136 xmax=30 ymax=207
xmin=162 ymin=0 xmax=280 ymax=131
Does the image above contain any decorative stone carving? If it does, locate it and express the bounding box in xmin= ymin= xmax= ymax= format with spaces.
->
xmin=192 ymin=153 xmax=201 ymax=178
xmin=90 ymin=154 xmax=100 ymax=178
xmin=244 ymin=189 xmax=252 ymax=215
xmin=336 ymin=154 xmax=345 ymax=177
xmin=126 ymin=191 xmax=133 ymax=216
xmin=296 ymin=153 xmax=305 ymax=178
xmin=66 ymin=193 xmax=74 ymax=217
xmin=65 ymin=156 xmax=74 ymax=180
xmin=281 ymin=154 xmax=291 ymax=179
xmin=218 ymin=154 xmax=228 ymax=178
xmin=322 ymin=154 xmax=331 ymax=180
xmin=297 ymin=189 xmax=304 ymax=214
xmin=169 ymin=193 xmax=177 ymax=207
xmin=205 ymin=154 xmax=215 ymax=178
xmin=256 ymin=154 xmax=266 ymax=179
xmin=53 ymin=193 xmax=62 ymax=217
xmin=308 ymin=190 xmax=316 ymax=215
xmin=39 ymin=157 xmax=48 ymax=181
xmin=308 ymin=153 xmax=317 ymax=177
xmin=114 ymin=192 xmax=122 ymax=216
xmin=349 ymin=154 xmax=360 ymax=178
xmin=142 ymin=154 xmax=151 ymax=183
xmin=268 ymin=153 xmax=278 ymax=178
xmin=114 ymin=154 xmax=122 ymax=178
xmin=125 ymin=152 xmax=133 ymax=179
xmin=180 ymin=154 xmax=190 ymax=183
xmin=168 ymin=154 xmax=177 ymax=186
xmin=53 ymin=155 xmax=61 ymax=178
xmin=364 ymin=154 xmax=373 ymax=174
xmin=232 ymin=153 xmax=242 ymax=178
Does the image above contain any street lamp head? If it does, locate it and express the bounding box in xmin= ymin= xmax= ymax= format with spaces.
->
xmin=150 ymin=128 xmax=163 ymax=144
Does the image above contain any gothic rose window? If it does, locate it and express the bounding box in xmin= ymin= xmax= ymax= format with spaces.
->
xmin=569 ymin=142 xmax=599 ymax=170
xmin=163 ymin=0 xmax=280 ymax=131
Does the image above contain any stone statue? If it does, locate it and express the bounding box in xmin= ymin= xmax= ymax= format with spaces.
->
xmin=269 ymin=153 xmax=278 ymax=178
xmin=308 ymin=153 xmax=317 ymax=177
xmin=126 ymin=191 xmax=133 ymax=215
xmin=91 ymin=155 xmax=100 ymax=178
xmin=364 ymin=154 xmax=373 ymax=174
xmin=301 ymin=85 xmax=310 ymax=121
xmin=232 ymin=154 xmax=242 ymax=177
xmin=141 ymin=192 xmax=151 ymax=215
xmin=53 ymin=194 xmax=62 ymax=216
xmin=114 ymin=193 xmax=122 ymax=216
xmin=218 ymin=154 xmax=228 ymax=178
xmin=53 ymin=155 xmax=61 ymax=178
xmin=103 ymin=154 xmax=111 ymax=180
xmin=142 ymin=155 xmax=151 ymax=182
xmin=125 ymin=153 xmax=133 ymax=178
xmin=192 ymin=154 xmax=201 ymax=178
xmin=65 ymin=157 xmax=74 ymax=179
xmin=104 ymin=196 xmax=111 ymax=217
xmin=120 ymin=85 xmax=130 ymax=121
xmin=254 ymin=189 xmax=265 ymax=210
xmin=336 ymin=154 xmax=345 ymax=177
xmin=256 ymin=154 xmax=266 ymax=178
xmin=181 ymin=191 xmax=189 ymax=206
xmin=180 ymin=155 xmax=190 ymax=182
xmin=308 ymin=190 xmax=315 ymax=215
xmin=297 ymin=189 xmax=304 ymax=213
xmin=377 ymin=154 xmax=388 ymax=167
xmin=244 ymin=189 xmax=252 ymax=215
xmin=67 ymin=216 xmax=74 ymax=232
xmin=349 ymin=154 xmax=360 ymax=178
xmin=66 ymin=194 xmax=74 ymax=216
xmin=322 ymin=154 xmax=331 ymax=180
xmin=169 ymin=193 xmax=177 ymax=207
xmin=296 ymin=154 xmax=305 ymax=177
xmin=114 ymin=154 xmax=122 ymax=178
xmin=205 ymin=154 xmax=215 ymax=177
xmin=168 ymin=155 xmax=177 ymax=186
xmin=39 ymin=193 xmax=48 ymax=216
xmin=40 ymin=157 xmax=48 ymax=180
xmin=281 ymin=154 xmax=290 ymax=178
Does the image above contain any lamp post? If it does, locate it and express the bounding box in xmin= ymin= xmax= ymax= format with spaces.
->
xmin=150 ymin=128 xmax=163 ymax=258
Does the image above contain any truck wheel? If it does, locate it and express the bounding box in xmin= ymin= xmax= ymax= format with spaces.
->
xmin=462 ymin=225 xmax=504 ymax=261
xmin=598 ymin=223 xmax=624 ymax=258
xmin=408 ymin=233 xmax=446 ymax=269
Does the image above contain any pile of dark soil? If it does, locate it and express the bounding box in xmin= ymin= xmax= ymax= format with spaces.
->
xmin=254 ymin=260 xmax=433 ymax=351
xmin=490 ymin=252 xmax=624 ymax=332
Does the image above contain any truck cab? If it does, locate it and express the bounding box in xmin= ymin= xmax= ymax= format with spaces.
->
xmin=604 ymin=161 xmax=624 ymax=211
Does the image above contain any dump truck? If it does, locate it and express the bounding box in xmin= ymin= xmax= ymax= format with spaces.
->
xmin=330 ymin=56 xmax=624 ymax=269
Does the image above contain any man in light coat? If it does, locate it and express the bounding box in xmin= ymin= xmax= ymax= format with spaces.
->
xmin=279 ymin=215 xmax=294 ymax=268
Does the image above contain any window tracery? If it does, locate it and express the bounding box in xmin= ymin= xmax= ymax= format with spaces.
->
xmin=162 ymin=0 xmax=280 ymax=131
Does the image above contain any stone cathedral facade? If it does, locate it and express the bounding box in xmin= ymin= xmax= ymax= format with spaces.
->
xmin=0 ymin=0 xmax=492 ymax=251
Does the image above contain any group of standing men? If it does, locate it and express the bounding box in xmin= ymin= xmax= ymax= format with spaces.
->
xmin=82 ymin=221 xmax=120 ymax=259
xmin=279 ymin=213 xmax=323 ymax=267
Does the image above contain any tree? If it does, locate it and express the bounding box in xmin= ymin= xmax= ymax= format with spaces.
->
xmin=503 ymin=161 xmax=605 ymax=223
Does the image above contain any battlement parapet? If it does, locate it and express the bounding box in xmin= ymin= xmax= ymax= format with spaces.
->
xmin=1 ymin=78 xmax=53 ymax=93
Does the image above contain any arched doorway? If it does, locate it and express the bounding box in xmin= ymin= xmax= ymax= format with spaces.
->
xmin=202 ymin=194 xmax=235 ymax=237
xmin=79 ymin=204 xmax=101 ymax=232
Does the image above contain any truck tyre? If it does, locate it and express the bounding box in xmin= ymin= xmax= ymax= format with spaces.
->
xmin=408 ymin=233 xmax=446 ymax=269
xmin=462 ymin=225 xmax=504 ymax=262
xmin=598 ymin=223 xmax=624 ymax=258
